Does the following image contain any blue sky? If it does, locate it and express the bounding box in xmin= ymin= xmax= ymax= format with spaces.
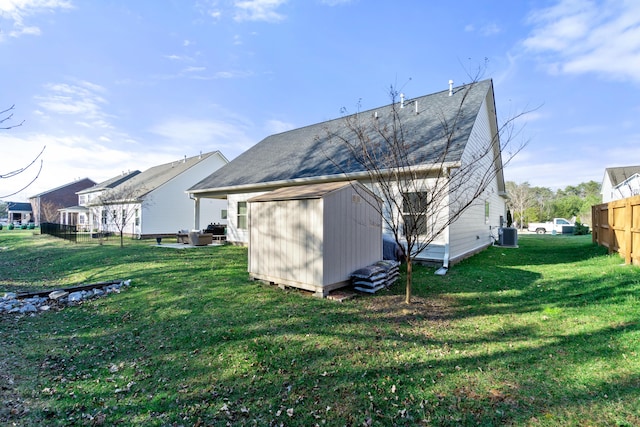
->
xmin=1 ymin=0 xmax=639 ymax=201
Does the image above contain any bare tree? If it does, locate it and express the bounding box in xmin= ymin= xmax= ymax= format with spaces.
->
xmin=39 ymin=200 xmax=63 ymax=224
xmin=505 ymin=181 xmax=534 ymax=229
xmin=0 ymin=105 xmax=46 ymax=198
xmin=325 ymin=79 xmax=531 ymax=303
xmin=88 ymin=184 xmax=145 ymax=247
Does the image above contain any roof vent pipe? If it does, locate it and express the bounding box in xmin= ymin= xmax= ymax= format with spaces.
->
xmin=183 ymin=155 xmax=187 ymax=163
xmin=415 ymin=100 xmax=419 ymax=114
xmin=400 ymin=93 xmax=405 ymax=108
xmin=448 ymin=80 xmax=454 ymax=96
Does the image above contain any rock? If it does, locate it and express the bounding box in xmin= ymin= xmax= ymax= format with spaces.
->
xmin=49 ymin=290 xmax=69 ymax=300
xmin=105 ymin=285 xmax=121 ymax=294
xmin=19 ymin=303 xmax=37 ymax=313
xmin=68 ymin=292 xmax=84 ymax=302
xmin=1 ymin=279 xmax=132 ymax=317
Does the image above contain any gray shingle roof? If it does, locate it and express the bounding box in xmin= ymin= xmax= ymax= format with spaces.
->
xmin=605 ymin=165 xmax=640 ymax=186
xmin=77 ymin=170 xmax=141 ymax=194
xmin=189 ymin=79 xmax=494 ymax=194
xmin=107 ymin=151 xmax=224 ymax=201
xmin=7 ymin=202 xmax=32 ymax=211
xmin=29 ymin=178 xmax=96 ymax=198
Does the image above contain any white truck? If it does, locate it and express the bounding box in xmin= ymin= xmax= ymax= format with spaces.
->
xmin=527 ymin=218 xmax=574 ymax=234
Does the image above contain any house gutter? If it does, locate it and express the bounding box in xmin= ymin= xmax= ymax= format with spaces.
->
xmin=188 ymin=162 xmax=461 ymax=198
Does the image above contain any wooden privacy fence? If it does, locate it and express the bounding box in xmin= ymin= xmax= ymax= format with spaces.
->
xmin=592 ymin=194 xmax=640 ymax=265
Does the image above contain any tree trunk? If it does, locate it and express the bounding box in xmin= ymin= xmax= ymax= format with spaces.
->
xmin=405 ymin=257 xmax=413 ymax=304
xmin=120 ymin=230 xmax=124 ymax=248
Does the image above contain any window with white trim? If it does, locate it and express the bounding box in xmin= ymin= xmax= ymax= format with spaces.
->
xmin=237 ymin=202 xmax=247 ymax=230
xmin=402 ymin=192 xmax=429 ymax=235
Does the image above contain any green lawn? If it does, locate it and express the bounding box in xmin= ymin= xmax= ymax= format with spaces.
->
xmin=1 ymin=230 xmax=639 ymax=426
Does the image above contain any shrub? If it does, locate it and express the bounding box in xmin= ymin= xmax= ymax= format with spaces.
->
xmin=573 ymin=220 xmax=590 ymax=235
xmin=28 ymin=223 xmax=35 ymax=230
xmin=0 ymin=224 xmax=3 ymax=230
xmin=8 ymin=224 xmax=14 ymax=230
xmin=20 ymin=224 xmax=27 ymax=229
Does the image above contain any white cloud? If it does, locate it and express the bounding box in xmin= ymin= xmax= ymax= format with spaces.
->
xmin=0 ymin=0 xmax=73 ymax=41
xmin=183 ymin=66 xmax=206 ymax=73
xmin=320 ymin=0 xmax=353 ymax=5
xmin=149 ymin=117 xmax=255 ymax=158
xmin=35 ymin=80 xmax=112 ymax=127
xmin=0 ymin=132 xmax=133 ymax=200
xmin=523 ymin=0 xmax=640 ymax=83
xmin=264 ymin=119 xmax=294 ymax=134
xmin=234 ymin=0 xmax=287 ymax=23
xmin=480 ymin=23 xmax=501 ymax=36
xmin=187 ymin=69 xmax=253 ymax=80
xmin=463 ymin=22 xmax=500 ymax=36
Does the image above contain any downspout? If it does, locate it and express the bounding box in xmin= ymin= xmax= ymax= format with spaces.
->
xmin=435 ymin=228 xmax=450 ymax=276
xmin=435 ymin=167 xmax=451 ymax=275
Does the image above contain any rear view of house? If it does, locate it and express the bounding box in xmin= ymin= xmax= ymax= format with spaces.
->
xmin=188 ymin=79 xmax=508 ymax=268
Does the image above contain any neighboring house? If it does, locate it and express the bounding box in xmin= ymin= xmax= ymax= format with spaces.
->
xmin=59 ymin=170 xmax=141 ymax=231
xmin=188 ymin=79 xmax=508 ymax=266
xmin=601 ymin=166 xmax=640 ymax=203
xmin=87 ymin=151 xmax=229 ymax=238
xmin=6 ymin=202 xmax=33 ymax=224
xmin=29 ymin=178 xmax=96 ymax=225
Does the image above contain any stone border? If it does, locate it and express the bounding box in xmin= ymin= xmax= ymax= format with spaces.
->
xmin=0 ymin=280 xmax=131 ymax=316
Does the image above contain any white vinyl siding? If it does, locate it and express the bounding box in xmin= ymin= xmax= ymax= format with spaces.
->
xmin=448 ymin=94 xmax=506 ymax=263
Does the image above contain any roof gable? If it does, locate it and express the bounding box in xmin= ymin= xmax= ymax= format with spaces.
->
xmin=29 ymin=178 xmax=96 ymax=198
xmin=190 ymin=80 xmax=493 ymax=194
xmin=604 ymin=165 xmax=640 ymax=187
xmin=77 ymin=170 xmax=141 ymax=195
xmin=104 ymin=151 xmax=226 ymax=201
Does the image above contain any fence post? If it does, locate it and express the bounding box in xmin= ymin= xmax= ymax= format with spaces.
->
xmin=625 ymin=198 xmax=632 ymax=264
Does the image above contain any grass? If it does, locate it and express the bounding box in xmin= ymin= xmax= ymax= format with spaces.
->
xmin=1 ymin=230 xmax=639 ymax=426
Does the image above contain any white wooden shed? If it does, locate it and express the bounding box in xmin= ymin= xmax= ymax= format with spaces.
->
xmin=247 ymin=181 xmax=382 ymax=297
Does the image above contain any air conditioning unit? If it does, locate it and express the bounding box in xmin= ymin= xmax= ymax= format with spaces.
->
xmin=499 ymin=227 xmax=518 ymax=247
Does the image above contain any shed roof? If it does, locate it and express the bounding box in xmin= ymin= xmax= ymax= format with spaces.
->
xmin=248 ymin=181 xmax=370 ymax=203
xmin=190 ymin=79 xmax=495 ymax=195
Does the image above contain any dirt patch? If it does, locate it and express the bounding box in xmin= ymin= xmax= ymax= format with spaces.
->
xmin=360 ymin=294 xmax=457 ymax=324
